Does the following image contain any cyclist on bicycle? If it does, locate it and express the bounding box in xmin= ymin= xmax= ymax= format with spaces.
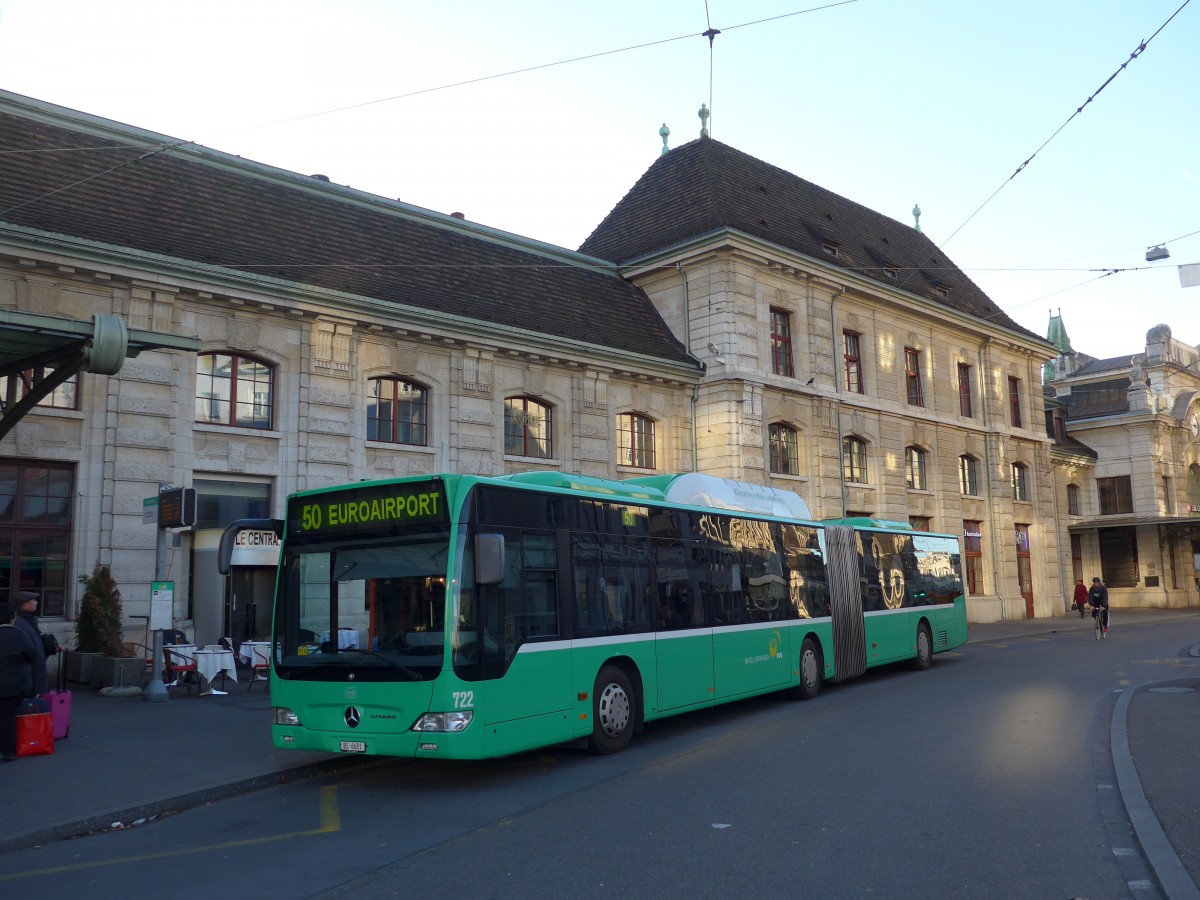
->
xmin=1088 ymin=576 xmax=1110 ymax=636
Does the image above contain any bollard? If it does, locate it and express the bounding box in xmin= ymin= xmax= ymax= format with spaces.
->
xmin=143 ymin=628 xmax=169 ymax=702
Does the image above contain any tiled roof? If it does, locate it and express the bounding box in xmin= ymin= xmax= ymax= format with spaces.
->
xmin=1063 ymin=378 xmax=1130 ymax=419
xmin=580 ymin=137 xmax=1044 ymax=343
xmin=1071 ymin=355 xmax=1138 ymax=377
xmin=0 ymin=97 xmax=695 ymax=369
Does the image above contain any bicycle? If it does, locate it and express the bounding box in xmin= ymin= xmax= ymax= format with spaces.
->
xmin=1091 ymin=604 xmax=1107 ymax=640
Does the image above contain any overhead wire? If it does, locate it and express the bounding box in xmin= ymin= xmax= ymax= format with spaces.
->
xmin=940 ymin=0 xmax=1190 ymax=250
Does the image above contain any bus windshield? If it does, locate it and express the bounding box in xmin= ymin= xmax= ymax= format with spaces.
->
xmin=276 ymin=536 xmax=451 ymax=681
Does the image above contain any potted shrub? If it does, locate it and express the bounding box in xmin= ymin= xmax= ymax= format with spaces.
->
xmin=70 ymin=564 xmax=144 ymax=689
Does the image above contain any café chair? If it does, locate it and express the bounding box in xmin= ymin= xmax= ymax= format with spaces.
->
xmin=164 ymin=646 xmax=199 ymax=695
xmin=247 ymin=644 xmax=272 ymax=691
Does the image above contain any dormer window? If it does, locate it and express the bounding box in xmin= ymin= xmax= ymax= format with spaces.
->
xmin=884 ymin=266 xmax=898 ymax=280
xmin=936 ymin=284 xmax=950 ymax=299
xmin=822 ymin=243 xmax=840 ymax=258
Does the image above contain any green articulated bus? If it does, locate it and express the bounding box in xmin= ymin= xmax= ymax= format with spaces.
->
xmin=225 ymin=471 xmax=967 ymax=760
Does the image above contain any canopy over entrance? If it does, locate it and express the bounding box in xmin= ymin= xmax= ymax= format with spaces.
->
xmin=0 ymin=309 xmax=200 ymax=441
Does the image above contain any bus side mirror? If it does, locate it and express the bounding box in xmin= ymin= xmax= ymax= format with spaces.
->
xmin=475 ymin=533 xmax=504 ymax=585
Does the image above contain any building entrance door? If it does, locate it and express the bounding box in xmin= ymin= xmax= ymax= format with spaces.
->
xmin=224 ymin=566 xmax=275 ymax=643
xmin=1016 ymin=524 xmax=1034 ymax=617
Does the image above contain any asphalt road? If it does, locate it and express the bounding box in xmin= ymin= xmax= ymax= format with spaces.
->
xmin=0 ymin=619 xmax=1193 ymax=899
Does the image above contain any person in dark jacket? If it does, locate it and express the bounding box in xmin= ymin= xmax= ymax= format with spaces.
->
xmin=1088 ymin=577 xmax=1110 ymax=634
xmin=14 ymin=592 xmax=48 ymax=696
xmin=0 ymin=601 xmax=39 ymax=762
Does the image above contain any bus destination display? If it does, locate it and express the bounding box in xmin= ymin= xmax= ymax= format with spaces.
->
xmin=289 ymin=481 xmax=446 ymax=536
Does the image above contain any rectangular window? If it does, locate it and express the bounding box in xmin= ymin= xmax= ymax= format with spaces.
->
xmin=958 ymin=363 xmax=974 ymax=418
xmin=1071 ymin=533 xmax=1083 ymax=585
xmin=770 ymin=308 xmax=794 ymax=378
xmin=909 ymin=515 xmax=931 ymax=531
xmin=1011 ymin=464 xmax=1029 ymax=502
xmin=843 ymin=331 xmax=863 ymax=394
xmin=842 ymin=437 xmax=867 ymax=484
xmin=0 ymin=461 xmax=74 ymax=617
xmin=1098 ymin=476 xmax=1134 ymax=515
xmin=904 ymin=348 xmax=923 ymax=406
xmin=1008 ymin=376 xmax=1022 ymax=428
xmin=963 ymin=520 xmax=983 ymax=596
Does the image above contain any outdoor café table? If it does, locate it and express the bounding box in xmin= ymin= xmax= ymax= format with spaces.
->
xmin=193 ymin=647 xmax=238 ymax=695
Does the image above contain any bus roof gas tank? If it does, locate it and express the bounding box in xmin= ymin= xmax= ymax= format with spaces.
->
xmin=636 ymin=473 xmax=811 ymax=521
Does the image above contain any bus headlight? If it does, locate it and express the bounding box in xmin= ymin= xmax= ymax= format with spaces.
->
xmin=411 ymin=711 xmax=473 ymax=733
xmin=274 ymin=707 xmax=303 ymax=726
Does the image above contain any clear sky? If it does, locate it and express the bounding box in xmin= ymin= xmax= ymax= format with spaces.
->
xmin=1 ymin=0 xmax=1196 ymax=360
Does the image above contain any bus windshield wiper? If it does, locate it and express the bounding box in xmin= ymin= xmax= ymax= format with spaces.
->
xmin=336 ymin=648 xmax=422 ymax=681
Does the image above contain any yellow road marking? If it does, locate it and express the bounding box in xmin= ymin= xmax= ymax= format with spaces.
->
xmin=0 ymin=786 xmax=343 ymax=882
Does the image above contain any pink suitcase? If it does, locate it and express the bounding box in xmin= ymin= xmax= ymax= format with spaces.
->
xmin=40 ymin=690 xmax=70 ymax=739
xmin=40 ymin=650 xmax=71 ymax=739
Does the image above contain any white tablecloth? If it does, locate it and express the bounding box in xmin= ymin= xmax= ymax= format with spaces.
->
xmin=320 ymin=628 xmax=359 ymax=649
xmin=193 ymin=648 xmax=238 ymax=693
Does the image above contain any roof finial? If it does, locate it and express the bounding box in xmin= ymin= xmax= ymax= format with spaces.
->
xmin=659 ymin=122 xmax=671 ymax=156
xmin=698 ymin=104 xmax=710 ymax=138
xmin=912 ymin=203 xmax=922 ymax=233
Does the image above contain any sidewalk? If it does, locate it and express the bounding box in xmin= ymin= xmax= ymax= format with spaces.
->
xmin=0 ymin=612 xmax=1197 ymax=898
xmin=0 ymin=666 xmax=366 ymax=852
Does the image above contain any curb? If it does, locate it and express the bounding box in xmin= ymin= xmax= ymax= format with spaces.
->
xmin=1112 ymin=677 xmax=1200 ymax=900
xmin=0 ymin=754 xmax=378 ymax=855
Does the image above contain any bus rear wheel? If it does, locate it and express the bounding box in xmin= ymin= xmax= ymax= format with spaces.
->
xmin=786 ymin=637 xmax=822 ymax=701
xmin=588 ymin=665 xmax=636 ymax=754
xmin=908 ymin=622 xmax=933 ymax=670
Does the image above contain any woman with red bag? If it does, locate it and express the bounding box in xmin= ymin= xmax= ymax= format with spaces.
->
xmin=0 ymin=601 xmax=39 ymax=763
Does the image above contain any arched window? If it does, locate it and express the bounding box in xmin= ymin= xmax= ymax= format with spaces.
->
xmin=1188 ymin=465 xmax=1200 ymax=513
xmin=905 ymin=446 xmax=927 ymax=491
xmin=1067 ymin=483 xmax=1081 ymax=516
xmin=1011 ymin=462 xmax=1030 ymax=502
xmin=195 ymin=352 xmax=274 ymax=429
xmin=842 ymin=436 xmax=868 ymax=484
xmin=618 ymin=413 xmax=656 ymax=469
xmin=368 ymin=377 xmax=427 ymax=445
xmin=768 ymin=424 xmax=799 ymax=475
xmin=0 ymin=368 xmax=78 ymax=410
xmin=959 ymin=455 xmax=979 ymax=496
xmin=504 ymin=397 xmax=553 ymax=458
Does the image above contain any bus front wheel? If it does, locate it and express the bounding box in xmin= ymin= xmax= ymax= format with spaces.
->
xmin=908 ymin=622 xmax=933 ymax=671
xmin=588 ymin=665 xmax=636 ymax=754
xmin=787 ymin=637 xmax=823 ymax=701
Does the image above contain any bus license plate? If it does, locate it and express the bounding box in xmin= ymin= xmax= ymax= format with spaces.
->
xmin=340 ymin=740 xmax=366 ymax=753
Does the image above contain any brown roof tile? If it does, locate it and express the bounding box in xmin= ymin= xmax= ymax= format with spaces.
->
xmin=0 ymin=100 xmax=695 ymax=368
xmin=580 ymin=137 xmax=1043 ymax=343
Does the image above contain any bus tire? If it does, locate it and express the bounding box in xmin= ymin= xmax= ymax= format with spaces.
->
xmin=787 ymin=637 xmax=823 ymax=701
xmin=908 ymin=622 xmax=933 ymax=671
xmin=588 ymin=665 xmax=636 ymax=755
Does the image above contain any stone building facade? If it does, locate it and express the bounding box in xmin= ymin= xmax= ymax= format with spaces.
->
xmin=1046 ymin=318 xmax=1200 ymax=610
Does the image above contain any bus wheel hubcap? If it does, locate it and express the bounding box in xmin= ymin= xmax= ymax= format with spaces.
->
xmin=801 ymin=651 xmax=817 ymax=687
xmin=598 ymin=683 xmax=630 ymax=736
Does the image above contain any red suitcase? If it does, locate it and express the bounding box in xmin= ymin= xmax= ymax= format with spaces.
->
xmin=40 ymin=648 xmax=71 ymax=740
